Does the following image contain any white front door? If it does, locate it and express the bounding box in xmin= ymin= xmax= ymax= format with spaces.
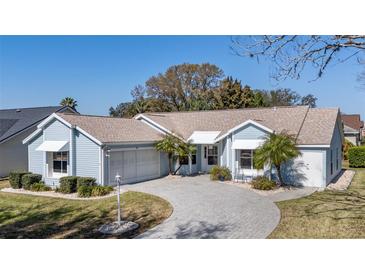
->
xmin=201 ymin=145 xmax=218 ymax=172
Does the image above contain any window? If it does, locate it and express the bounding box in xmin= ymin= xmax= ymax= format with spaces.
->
xmin=208 ymin=146 xmax=218 ymax=165
xmin=179 ymin=147 xmax=197 ymax=165
xmin=53 ymin=152 xmax=68 ymax=175
xmin=240 ymin=150 xmax=254 ymax=169
xmin=336 ymin=148 xmax=339 ymax=170
xmin=330 ymin=149 xmax=333 ymax=175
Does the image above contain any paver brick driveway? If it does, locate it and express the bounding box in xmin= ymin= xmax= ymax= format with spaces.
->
xmin=124 ymin=175 xmax=280 ymax=239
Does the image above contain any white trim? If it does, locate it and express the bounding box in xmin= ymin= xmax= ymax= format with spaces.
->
xmin=135 ymin=114 xmax=172 ymax=134
xmin=99 ymin=146 xmax=102 ymax=185
xmin=75 ymin=126 xmax=103 ymax=146
xmin=23 ymin=128 xmax=42 ymax=144
xmin=215 ymin=119 xmax=273 ymax=142
xmin=297 ymin=145 xmax=330 ymax=148
xmin=37 ymin=113 xmax=72 ymax=129
xmin=108 ymin=146 xmax=155 ymax=152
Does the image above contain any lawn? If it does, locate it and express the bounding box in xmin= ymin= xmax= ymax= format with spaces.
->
xmin=269 ymin=164 xmax=365 ymax=238
xmin=0 ymin=180 xmax=172 ymax=239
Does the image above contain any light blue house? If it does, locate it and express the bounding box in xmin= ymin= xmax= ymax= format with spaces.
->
xmin=24 ymin=106 xmax=343 ymax=188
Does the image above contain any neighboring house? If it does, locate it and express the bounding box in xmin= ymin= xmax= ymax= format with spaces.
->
xmin=23 ymin=106 xmax=343 ymax=188
xmin=0 ymin=106 xmax=77 ymax=177
xmin=341 ymin=114 xmax=363 ymax=146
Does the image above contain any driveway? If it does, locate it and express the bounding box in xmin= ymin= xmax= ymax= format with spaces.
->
xmin=124 ymin=175 xmax=280 ymax=239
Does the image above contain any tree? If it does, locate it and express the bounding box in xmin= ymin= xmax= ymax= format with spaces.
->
xmin=232 ymin=35 xmax=365 ymax=81
xmin=256 ymin=89 xmax=301 ymax=107
xmin=60 ymin=97 xmax=78 ymax=110
xmin=254 ymin=132 xmax=301 ymax=185
xmin=300 ymin=94 xmax=317 ymax=108
xmin=154 ymin=134 xmax=196 ymax=175
xmin=109 ymin=102 xmax=136 ymax=118
xmin=146 ymin=63 xmax=224 ymax=111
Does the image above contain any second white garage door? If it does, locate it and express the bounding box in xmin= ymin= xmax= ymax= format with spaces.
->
xmin=110 ymin=149 xmax=160 ymax=184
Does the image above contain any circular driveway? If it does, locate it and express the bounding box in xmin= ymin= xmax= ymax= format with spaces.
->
xmin=124 ymin=175 xmax=280 ymax=239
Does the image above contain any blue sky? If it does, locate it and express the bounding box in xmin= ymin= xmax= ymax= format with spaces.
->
xmin=0 ymin=36 xmax=364 ymax=118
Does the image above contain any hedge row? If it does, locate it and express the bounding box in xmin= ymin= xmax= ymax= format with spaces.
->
xmin=58 ymin=176 xmax=97 ymax=194
xmin=349 ymin=147 xmax=365 ymax=168
xmin=9 ymin=171 xmax=41 ymax=189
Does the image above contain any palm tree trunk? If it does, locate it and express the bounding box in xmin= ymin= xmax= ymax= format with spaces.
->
xmin=275 ymin=164 xmax=285 ymax=186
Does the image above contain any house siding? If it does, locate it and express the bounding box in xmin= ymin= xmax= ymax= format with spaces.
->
xmin=0 ymin=127 xmax=36 ymax=177
xmin=75 ymin=131 xmax=100 ymax=183
xmin=28 ymin=131 xmax=44 ymax=176
xmin=43 ymin=119 xmax=70 ymax=141
xmin=326 ymin=121 xmax=343 ymax=185
xmin=233 ymin=124 xmax=267 ymax=140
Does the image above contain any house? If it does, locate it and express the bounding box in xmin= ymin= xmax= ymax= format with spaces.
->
xmin=341 ymin=114 xmax=363 ymax=146
xmin=0 ymin=106 xmax=77 ymax=177
xmin=23 ymin=106 xmax=343 ymax=188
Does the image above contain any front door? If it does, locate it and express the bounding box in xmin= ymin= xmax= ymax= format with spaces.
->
xmin=201 ymin=145 xmax=218 ymax=172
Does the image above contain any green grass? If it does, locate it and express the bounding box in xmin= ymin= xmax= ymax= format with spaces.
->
xmin=0 ymin=180 xmax=172 ymax=239
xmin=269 ymin=163 xmax=365 ymax=238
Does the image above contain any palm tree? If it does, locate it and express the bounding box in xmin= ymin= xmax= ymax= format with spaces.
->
xmin=254 ymin=132 xmax=301 ymax=185
xmin=155 ymin=134 xmax=196 ymax=175
xmin=60 ymin=97 xmax=78 ymax=110
xmin=155 ymin=135 xmax=179 ymax=175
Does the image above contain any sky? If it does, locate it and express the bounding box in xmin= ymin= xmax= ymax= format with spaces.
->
xmin=0 ymin=36 xmax=364 ymax=118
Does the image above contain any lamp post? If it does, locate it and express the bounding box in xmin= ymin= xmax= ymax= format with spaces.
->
xmin=115 ymin=173 xmax=121 ymax=226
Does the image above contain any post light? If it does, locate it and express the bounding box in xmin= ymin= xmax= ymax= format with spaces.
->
xmin=115 ymin=173 xmax=122 ymax=226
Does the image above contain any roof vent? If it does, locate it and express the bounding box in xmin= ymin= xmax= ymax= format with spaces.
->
xmin=16 ymin=109 xmax=21 ymax=113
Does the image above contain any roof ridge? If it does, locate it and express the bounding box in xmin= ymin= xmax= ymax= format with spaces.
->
xmin=0 ymin=106 xmax=62 ymax=111
xmin=58 ymin=113 xmax=133 ymax=120
xmin=142 ymin=105 xmax=310 ymax=116
xmin=295 ymin=106 xmax=310 ymax=142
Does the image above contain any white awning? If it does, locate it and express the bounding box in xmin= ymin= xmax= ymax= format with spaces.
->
xmin=231 ymin=139 xmax=264 ymax=150
xmin=187 ymin=131 xmax=221 ymax=144
xmin=36 ymin=141 xmax=69 ymax=152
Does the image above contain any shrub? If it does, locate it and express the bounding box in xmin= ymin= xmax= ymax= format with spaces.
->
xmin=349 ymin=147 xmax=365 ymax=168
xmin=343 ymin=139 xmax=354 ymax=160
xmin=9 ymin=171 xmax=31 ymax=189
xmin=251 ymin=176 xmax=277 ymax=190
xmin=30 ymin=182 xmax=52 ymax=192
xmin=58 ymin=176 xmax=79 ymax=193
xmin=77 ymin=177 xmax=96 ymax=189
xmin=77 ymin=185 xmax=93 ymax=197
xmin=210 ymin=166 xmax=232 ymax=181
xmin=22 ymin=173 xmax=42 ymax=190
xmin=91 ymin=186 xmax=114 ymax=197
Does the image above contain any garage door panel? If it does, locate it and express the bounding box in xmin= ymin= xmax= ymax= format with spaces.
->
xmin=110 ymin=149 xmax=160 ymax=185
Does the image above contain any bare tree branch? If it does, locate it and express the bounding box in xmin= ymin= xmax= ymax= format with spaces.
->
xmin=231 ymin=35 xmax=365 ymax=81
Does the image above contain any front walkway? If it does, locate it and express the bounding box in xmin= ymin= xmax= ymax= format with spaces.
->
xmin=124 ymin=175 xmax=280 ymax=239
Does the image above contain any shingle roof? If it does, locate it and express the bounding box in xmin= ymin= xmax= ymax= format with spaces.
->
xmin=57 ymin=113 xmax=164 ymax=144
xmin=341 ymin=114 xmax=363 ymax=131
xmin=0 ymin=106 xmax=71 ymax=143
xmin=343 ymin=124 xmax=358 ymax=133
xmin=140 ymin=106 xmax=340 ymax=145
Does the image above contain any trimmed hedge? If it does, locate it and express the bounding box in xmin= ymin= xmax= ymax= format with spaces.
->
xmin=9 ymin=171 xmax=31 ymax=189
xmin=78 ymin=185 xmax=114 ymax=198
xmin=210 ymin=166 xmax=232 ymax=181
xmin=58 ymin=176 xmax=79 ymax=193
xmin=349 ymin=147 xmax=365 ymax=168
xmin=77 ymin=177 xmax=96 ymax=188
xmin=77 ymin=185 xmax=93 ymax=197
xmin=91 ymin=186 xmax=114 ymax=197
xmin=251 ymin=176 xmax=277 ymax=190
xmin=30 ymin=182 xmax=52 ymax=192
xmin=22 ymin=173 xmax=42 ymax=190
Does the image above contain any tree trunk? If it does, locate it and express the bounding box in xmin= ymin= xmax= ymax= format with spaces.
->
xmin=173 ymin=164 xmax=182 ymax=175
xmin=168 ymin=153 xmax=173 ymax=175
xmin=275 ymin=164 xmax=285 ymax=186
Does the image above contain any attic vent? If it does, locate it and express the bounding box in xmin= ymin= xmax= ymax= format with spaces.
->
xmin=16 ymin=109 xmax=21 ymax=112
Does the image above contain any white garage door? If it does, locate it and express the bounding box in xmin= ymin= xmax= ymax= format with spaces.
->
xmin=110 ymin=149 xmax=160 ymax=184
xmin=295 ymin=150 xmax=324 ymax=187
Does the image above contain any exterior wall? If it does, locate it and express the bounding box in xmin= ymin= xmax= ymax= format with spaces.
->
xmin=344 ymin=134 xmax=359 ymax=146
xmin=160 ymin=152 xmax=170 ymax=176
xmin=27 ymin=131 xmax=44 ymax=176
xmin=282 ymin=148 xmax=326 ymax=187
xmin=232 ymin=124 xmax=267 ymax=140
xmin=0 ymin=127 xmax=36 ymax=177
xmin=43 ymin=119 xmax=70 ymax=141
xmin=326 ymin=122 xmax=343 ymax=185
xmin=74 ymin=130 xmax=100 ymax=184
